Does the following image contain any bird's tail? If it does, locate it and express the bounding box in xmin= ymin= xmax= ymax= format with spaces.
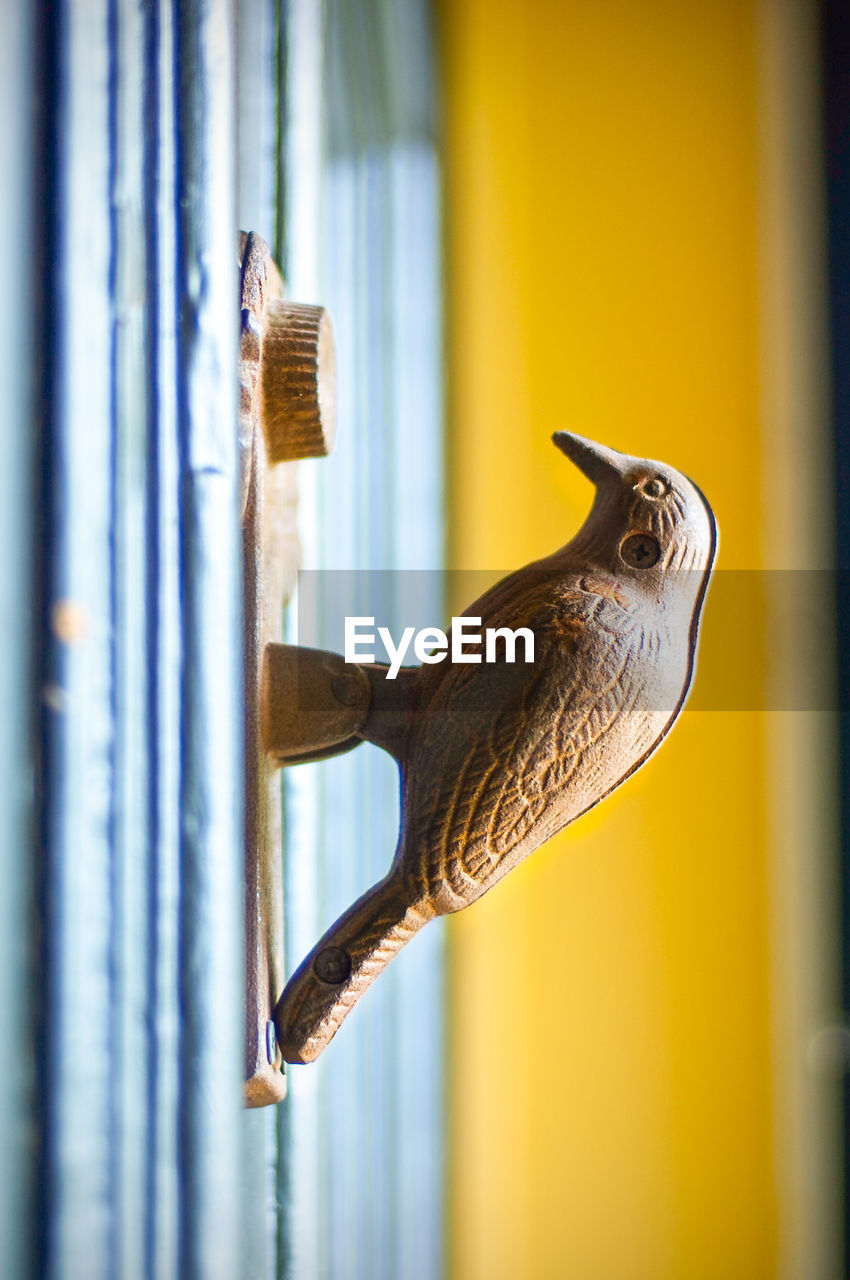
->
xmin=274 ymin=872 xmax=432 ymax=1064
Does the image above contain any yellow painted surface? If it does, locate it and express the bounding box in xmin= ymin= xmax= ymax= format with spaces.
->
xmin=440 ymin=3 xmax=780 ymax=1277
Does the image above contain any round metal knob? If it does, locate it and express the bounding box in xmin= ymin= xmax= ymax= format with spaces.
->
xmin=260 ymin=301 xmax=336 ymax=463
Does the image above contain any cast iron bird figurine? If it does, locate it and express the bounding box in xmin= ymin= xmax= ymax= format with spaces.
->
xmin=274 ymin=432 xmax=717 ymax=1063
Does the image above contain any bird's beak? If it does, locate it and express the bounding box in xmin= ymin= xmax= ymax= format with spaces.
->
xmin=552 ymin=432 xmax=627 ymax=485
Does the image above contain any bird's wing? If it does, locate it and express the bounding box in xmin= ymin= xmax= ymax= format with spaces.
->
xmin=403 ymin=577 xmax=650 ymax=902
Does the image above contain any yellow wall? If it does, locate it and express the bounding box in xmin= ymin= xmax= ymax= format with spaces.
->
xmin=440 ymin=3 xmax=791 ymax=1276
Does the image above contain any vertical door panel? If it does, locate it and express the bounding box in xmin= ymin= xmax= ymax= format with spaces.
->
xmin=1 ymin=2 xmax=445 ymax=1277
xmin=0 ymin=0 xmax=36 ymax=1276
xmin=283 ymin=3 xmax=446 ymax=1278
xmin=27 ymin=2 xmax=246 ymax=1276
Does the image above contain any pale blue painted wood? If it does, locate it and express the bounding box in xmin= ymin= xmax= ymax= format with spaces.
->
xmin=237 ymin=0 xmax=281 ymax=252
xmin=1 ymin=3 xmax=444 ymax=1278
xmin=173 ymin=4 xmax=245 ymax=1278
xmin=236 ymin=3 xmax=290 ymax=1278
xmin=43 ymin=3 xmax=119 ymax=1274
xmin=283 ymin=3 xmax=446 ymax=1277
xmin=112 ymin=0 xmax=154 ymax=1275
xmin=148 ymin=7 xmax=183 ymax=1277
xmin=0 ymin=0 xmax=36 ymax=1277
xmin=16 ymin=1 xmax=247 ymax=1277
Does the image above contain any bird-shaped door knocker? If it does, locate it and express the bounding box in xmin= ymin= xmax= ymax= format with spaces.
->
xmin=271 ymin=432 xmax=717 ymax=1063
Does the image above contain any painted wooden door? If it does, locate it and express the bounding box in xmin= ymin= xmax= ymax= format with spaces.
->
xmin=0 ymin=1 xmax=444 ymax=1277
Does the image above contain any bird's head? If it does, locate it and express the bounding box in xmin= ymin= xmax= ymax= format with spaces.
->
xmin=551 ymin=431 xmax=717 ymax=596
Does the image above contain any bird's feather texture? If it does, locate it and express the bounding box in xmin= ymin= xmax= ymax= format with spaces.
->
xmin=401 ymin=572 xmax=662 ymax=908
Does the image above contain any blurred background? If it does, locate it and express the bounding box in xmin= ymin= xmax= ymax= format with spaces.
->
xmin=1 ymin=0 xmax=848 ymax=1278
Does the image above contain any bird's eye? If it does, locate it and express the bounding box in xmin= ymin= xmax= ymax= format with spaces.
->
xmin=636 ymin=477 xmax=668 ymax=499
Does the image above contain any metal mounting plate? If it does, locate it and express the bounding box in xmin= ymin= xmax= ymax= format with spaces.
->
xmin=241 ymin=232 xmax=291 ymax=1106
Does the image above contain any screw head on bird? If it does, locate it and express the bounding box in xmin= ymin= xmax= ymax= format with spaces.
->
xmin=275 ymin=433 xmax=717 ymax=1063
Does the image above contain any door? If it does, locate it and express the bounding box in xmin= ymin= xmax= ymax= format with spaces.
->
xmin=0 ymin=1 xmax=445 ymax=1277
